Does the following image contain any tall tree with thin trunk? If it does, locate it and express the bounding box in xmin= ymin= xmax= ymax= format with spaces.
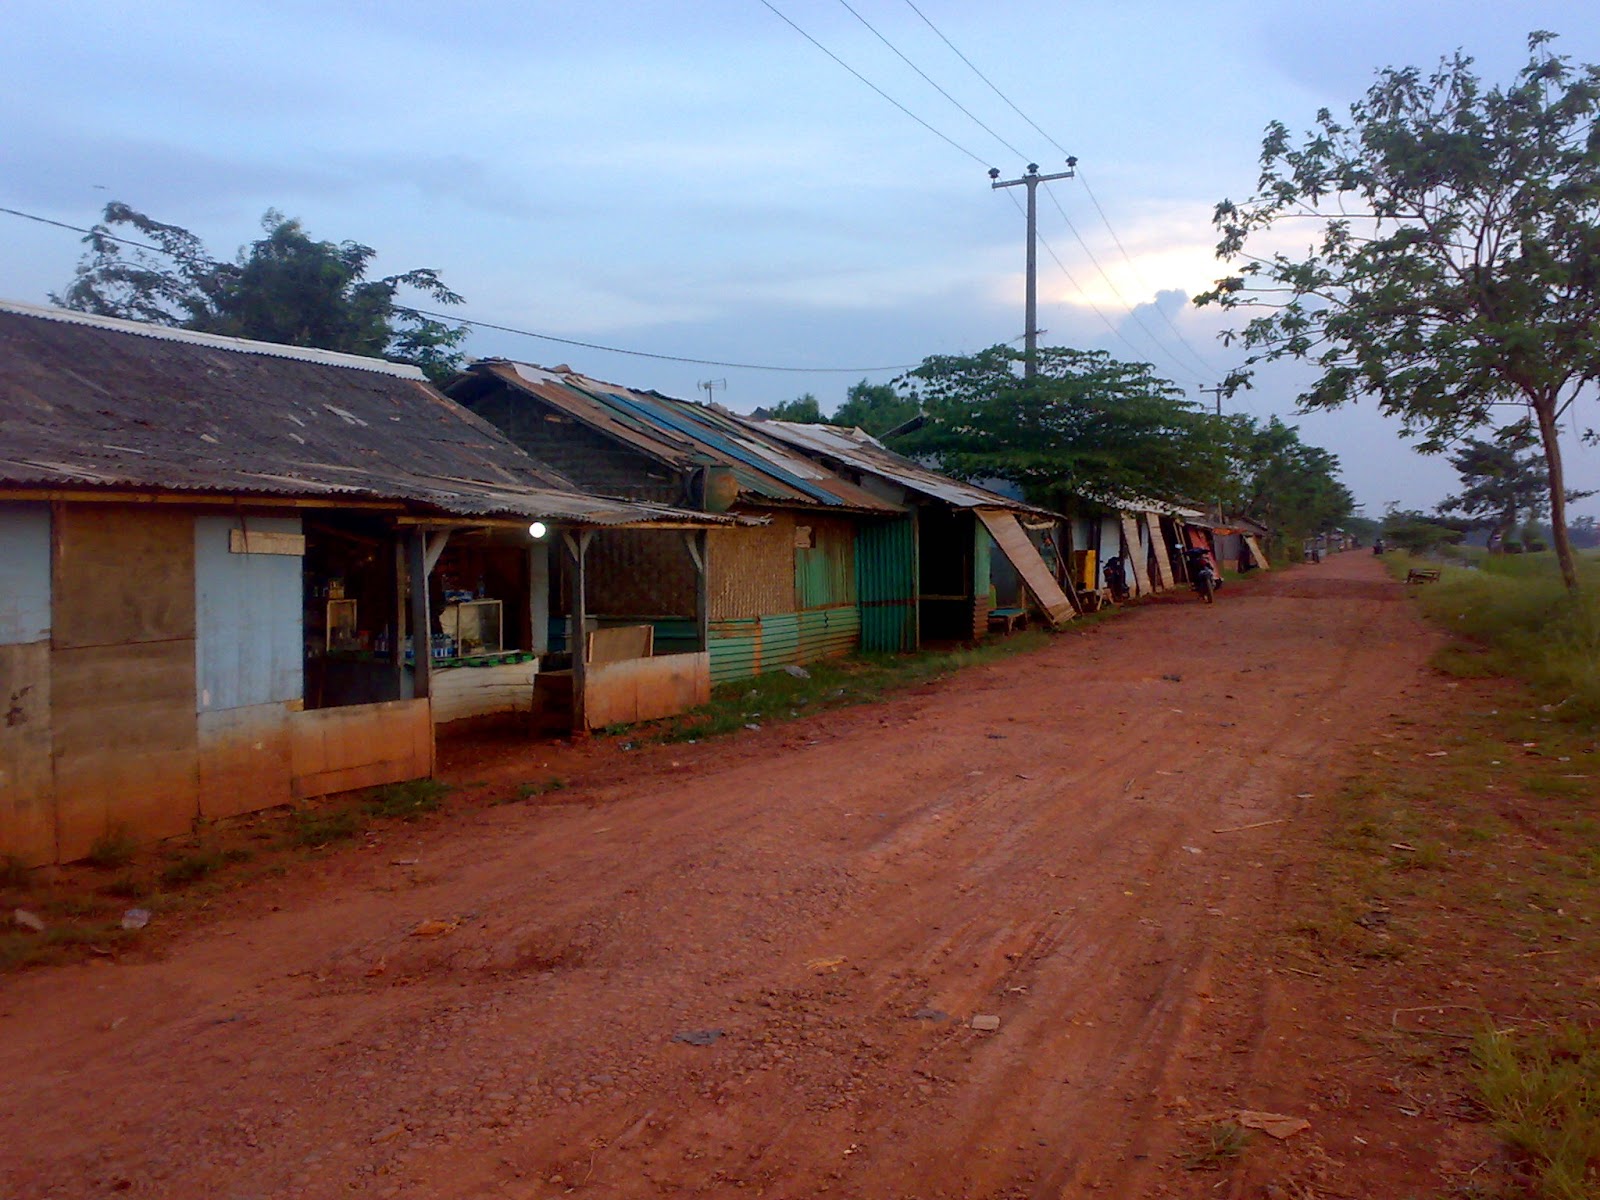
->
xmin=1196 ymin=32 xmax=1600 ymax=590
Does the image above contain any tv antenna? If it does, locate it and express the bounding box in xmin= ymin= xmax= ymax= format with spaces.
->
xmin=698 ymin=378 xmax=727 ymax=405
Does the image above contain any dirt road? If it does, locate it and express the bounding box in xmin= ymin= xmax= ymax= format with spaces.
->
xmin=0 ymin=553 xmax=1442 ymax=1199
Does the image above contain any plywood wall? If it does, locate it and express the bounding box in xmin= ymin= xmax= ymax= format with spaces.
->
xmin=51 ymin=506 xmax=200 ymax=861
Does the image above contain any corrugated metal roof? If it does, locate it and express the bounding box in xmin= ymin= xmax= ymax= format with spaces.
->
xmin=459 ymin=361 xmax=903 ymax=515
xmin=749 ymin=419 xmax=1061 ymax=519
xmin=0 ymin=301 xmax=734 ymax=528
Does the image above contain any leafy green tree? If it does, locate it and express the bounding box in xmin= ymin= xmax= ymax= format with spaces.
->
xmin=1196 ymin=33 xmax=1600 ymax=591
xmin=55 ymin=203 xmax=468 ymax=381
xmin=832 ymin=380 xmax=919 ymax=437
xmin=1226 ymin=416 xmax=1355 ymax=539
xmin=894 ymin=344 xmax=1231 ymax=508
xmin=1382 ymin=507 xmax=1468 ymax=554
xmin=764 ymin=393 xmax=826 ymax=423
xmin=1438 ymin=425 xmax=1553 ymax=550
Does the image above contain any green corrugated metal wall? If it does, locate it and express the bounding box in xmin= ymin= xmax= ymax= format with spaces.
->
xmin=708 ymin=607 xmax=860 ymax=683
xmin=856 ymin=515 xmax=918 ymax=653
xmin=795 ymin=523 xmax=855 ymax=610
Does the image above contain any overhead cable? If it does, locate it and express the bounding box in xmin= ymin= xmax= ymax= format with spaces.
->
xmin=1075 ymin=169 xmax=1223 ymax=378
xmin=901 ymin=0 xmax=1072 ymax=158
xmin=835 ymin=0 xmax=1027 ymax=160
xmin=756 ymin=0 xmax=992 ymax=168
xmin=0 ymin=204 xmax=919 ymax=375
xmin=896 ymin=4 xmax=1231 ymax=382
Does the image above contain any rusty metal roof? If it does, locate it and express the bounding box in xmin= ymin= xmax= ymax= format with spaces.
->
xmin=0 ymin=300 xmax=735 ymax=528
xmin=748 ymin=418 xmax=1062 ymax=519
xmin=454 ymin=361 xmax=904 ymax=515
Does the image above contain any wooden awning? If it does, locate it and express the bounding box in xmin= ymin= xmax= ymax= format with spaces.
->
xmin=976 ymin=508 xmax=1075 ymax=627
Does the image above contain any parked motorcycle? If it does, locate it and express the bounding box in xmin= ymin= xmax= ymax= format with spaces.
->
xmin=1180 ymin=545 xmax=1220 ymax=604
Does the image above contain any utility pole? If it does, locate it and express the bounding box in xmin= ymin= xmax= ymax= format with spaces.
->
xmin=990 ymin=158 xmax=1075 ymax=379
xmin=1200 ymin=384 xmax=1227 ymax=522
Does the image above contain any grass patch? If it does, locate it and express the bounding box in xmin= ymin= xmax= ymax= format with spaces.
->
xmin=507 ymin=778 xmax=569 ymax=803
xmin=1388 ymin=550 xmax=1600 ymax=718
xmin=649 ymin=632 xmax=1054 ymax=745
xmin=85 ymin=825 xmax=139 ymax=871
xmin=286 ymin=807 xmax=361 ymax=849
xmin=0 ymin=922 xmax=137 ymax=971
xmin=363 ymin=779 xmax=450 ymax=822
xmin=1472 ymin=1024 xmax=1600 ymax=1200
xmin=1183 ymin=1121 xmax=1252 ymax=1170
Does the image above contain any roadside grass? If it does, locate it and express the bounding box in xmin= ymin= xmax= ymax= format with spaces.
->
xmin=1473 ymin=1025 xmax=1600 ymax=1200
xmin=1384 ymin=550 xmax=1600 ymax=718
xmin=1292 ymin=560 xmax=1600 ymax=1196
xmin=1 ymin=777 xmax=459 ymax=973
xmin=647 ymin=631 xmax=1054 ymax=744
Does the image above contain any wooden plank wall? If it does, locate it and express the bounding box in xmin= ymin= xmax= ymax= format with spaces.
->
xmin=51 ymin=506 xmax=200 ymax=862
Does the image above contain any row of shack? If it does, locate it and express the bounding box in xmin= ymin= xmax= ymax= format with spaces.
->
xmin=0 ymin=300 xmax=1268 ymax=865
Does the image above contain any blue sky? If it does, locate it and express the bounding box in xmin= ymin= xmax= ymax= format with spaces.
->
xmin=4 ymin=1 xmax=1599 ymax=517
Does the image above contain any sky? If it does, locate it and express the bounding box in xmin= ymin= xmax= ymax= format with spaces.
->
xmin=4 ymin=0 xmax=1599 ymax=519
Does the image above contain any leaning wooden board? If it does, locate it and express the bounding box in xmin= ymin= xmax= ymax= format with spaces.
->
xmin=1119 ymin=514 xmax=1152 ymax=596
xmin=975 ymin=509 xmax=1076 ymax=627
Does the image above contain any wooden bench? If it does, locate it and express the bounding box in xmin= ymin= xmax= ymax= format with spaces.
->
xmin=1406 ymin=567 xmax=1441 ymax=584
xmin=987 ymin=606 xmax=1027 ymax=634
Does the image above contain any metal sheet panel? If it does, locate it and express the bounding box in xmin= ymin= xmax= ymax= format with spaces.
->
xmin=794 ymin=516 xmax=856 ymax=610
xmin=855 ymin=515 xmax=918 ymax=653
xmin=195 ymin=516 xmax=303 ymax=713
xmin=0 ymin=503 xmax=50 ymax=646
xmin=975 ymin=509 xmax=1075 ymax=628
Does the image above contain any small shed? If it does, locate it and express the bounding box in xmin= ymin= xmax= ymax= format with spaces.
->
xmin=0 ymin=302 xmax=727 ymax=865
xmin=743 ymin=420 xmax=1075 ymax=644
xmin=446 ymin=362 xmax=907 ymax=681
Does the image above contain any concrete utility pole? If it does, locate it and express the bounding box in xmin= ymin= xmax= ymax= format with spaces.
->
xmin=990 ymin=158 xmax=1075 ymax=379
xmin=1200 ymin=384 xmax=1227 ymax=522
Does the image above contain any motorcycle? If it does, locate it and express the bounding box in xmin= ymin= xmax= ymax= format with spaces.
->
xmin=1181 ymin=545 xmax=1220 ymax=604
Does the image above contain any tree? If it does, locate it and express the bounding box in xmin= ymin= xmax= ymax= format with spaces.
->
xmin=55 ymin=203 xmax=468 ymax=382
xmin=1437 ymin=424 xmax=1552 ymax=549
xmin=1196 ymin=33 xmax=1600 ymax=591
xmin=832 ymin=380 xmax=919 ymax=437
xmin=1226 ymin=416 xmax=1355 ymax=539
xmin=1382 ymin=507 xmax=1469 ymax=554
xmin=1570 ymin=514 xmax=1600 ymax=549
xmin=764 ymin=393 xmax=826 ymax=423
xmin=894 ymin=344 xmax=1232 ymax=508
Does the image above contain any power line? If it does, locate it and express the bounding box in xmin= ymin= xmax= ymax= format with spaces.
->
xmin=400 ymin=306 xmax=918 ymax=374
xmin=901 ymin=0 xmax=1072 ymax=159
xmin=1038 ymin=188 xmax=1209 ymax=386
xmin=1075 ymin=169 xmax=1222 ymax=378
xmin=835 ymin=0 xmax=1027 ymax=160
xmin=1003 ymin=191 xmax=1202 ymax=386
xmin=896 ymin=5 xmax=1232 ymax=382
xmin=0 ymin=203 xmax=920 ymax=375
xmin=756 ymin=0 xmax=991 ymax=168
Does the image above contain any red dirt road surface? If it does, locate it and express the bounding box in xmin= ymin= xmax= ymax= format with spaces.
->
xmin=1 ymin=553 xmax=1448 ymax=1199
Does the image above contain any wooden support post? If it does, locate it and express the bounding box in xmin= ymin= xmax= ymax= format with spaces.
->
xmin=563 ymin=528 xmax=593 ymax=733
xmin=528 ymin=537 xmax=550 ymax=655
xmin=683 ymin=530 xmax=709 ymax=653
xmin=408 ymin=528 xmax=432 ymax=700
xmin=392 ymin=537 xmax=407 ymax=696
